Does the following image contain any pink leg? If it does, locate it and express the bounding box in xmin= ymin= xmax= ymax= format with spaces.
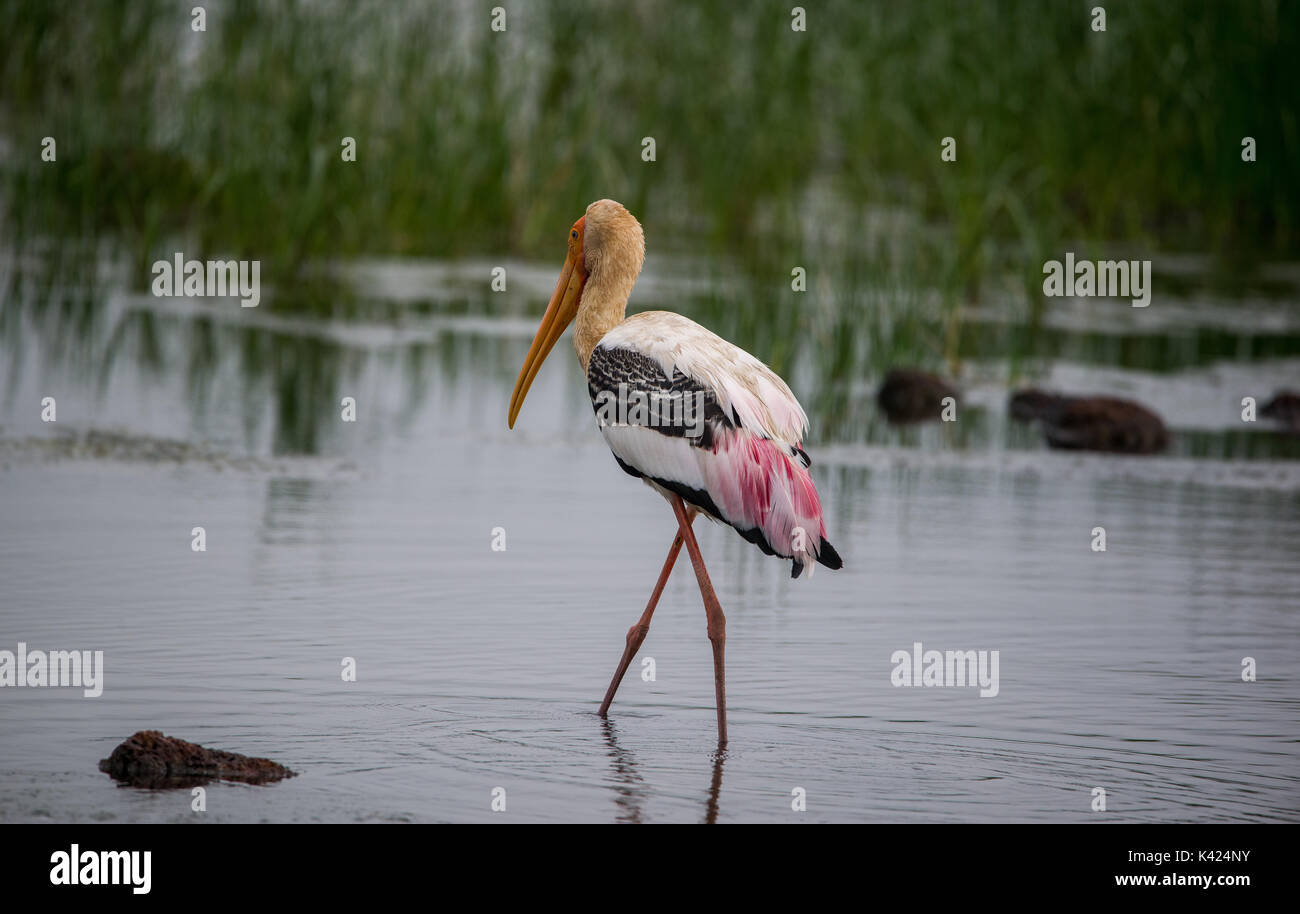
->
xmin=598 ymin=520 xmax=692 ymax=717
xmin=670 ymin=495 xmax=728 ymax=746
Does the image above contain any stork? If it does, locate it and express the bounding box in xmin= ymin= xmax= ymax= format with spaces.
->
xmin=508 ymin=199 xmax=841 ymax=745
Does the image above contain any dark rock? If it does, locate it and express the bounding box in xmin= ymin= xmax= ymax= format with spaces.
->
xmin=1009 ymin=388 xmax=1168 ymax=454
xmin=1008 ymin=389 xmax=1069 ymax=424
xmin=99 ymin=730 xmax=296 ymax=788
xmin=1261 ymin=391 xmax=1300 ymax=431
xmin=877 ymin=369 xmax=959 ymax=424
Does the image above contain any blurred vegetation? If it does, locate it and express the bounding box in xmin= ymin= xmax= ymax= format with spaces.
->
xmin=2 ymin=0 xmax=1298 ymax=457
xmin=1 ymin=0 xmax=1296 ymax=282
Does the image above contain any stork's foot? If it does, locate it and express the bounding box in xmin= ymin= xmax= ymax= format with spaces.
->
xmin=599 ymin=622 xmax=651 ymax=717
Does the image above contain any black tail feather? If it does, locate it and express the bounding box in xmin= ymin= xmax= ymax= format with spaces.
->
xmin=817 ymin=540 xmax=843 ymax=571
xmin=792 ymin=541 xmax=843 ymax=578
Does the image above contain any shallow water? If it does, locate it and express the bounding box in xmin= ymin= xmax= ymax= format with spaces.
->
xmin=1 ymin=260 xmax=1299 ymax=823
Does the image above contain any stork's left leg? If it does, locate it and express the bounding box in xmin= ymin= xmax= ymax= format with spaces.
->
xmin=670 ymin=495 xmax=728 ymax=746
xmin=598 ymin=518 xmax=693 ymax=717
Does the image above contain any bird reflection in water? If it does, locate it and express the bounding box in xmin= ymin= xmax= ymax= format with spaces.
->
xmin=600 ymin=717 xmax=727 ymax=824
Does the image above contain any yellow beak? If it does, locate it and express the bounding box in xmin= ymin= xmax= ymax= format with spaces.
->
xmin=508 ymin=246 xmax=585 ymax=428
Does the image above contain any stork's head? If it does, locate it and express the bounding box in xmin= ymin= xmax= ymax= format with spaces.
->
xmin=508 ymin=199 xmax=645 ymax=428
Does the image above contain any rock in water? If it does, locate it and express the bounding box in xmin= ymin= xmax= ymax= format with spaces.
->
xmin=877 ymin=369 xmax=959 ymax=424
xmin=99 ymin=730 xmax=296 ymax=788
xmin=1261 ymin=391 xmax=1300 ymax=431
xmin=1008 ymin=388 xmax=1168 ymax=454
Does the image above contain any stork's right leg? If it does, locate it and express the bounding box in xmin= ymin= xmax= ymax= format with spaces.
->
xmin=670 ymin=495 xmax=728 ymax=747
xmin=598 ymin=519 xmax=693 ymax=716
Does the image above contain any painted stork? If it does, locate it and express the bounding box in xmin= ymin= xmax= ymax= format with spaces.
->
xmin=507 ymin=199 xmax=842 ymax=745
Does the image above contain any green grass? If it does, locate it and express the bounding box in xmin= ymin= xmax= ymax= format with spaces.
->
xmin=3 ymin=0 xmax=1295 ymax=272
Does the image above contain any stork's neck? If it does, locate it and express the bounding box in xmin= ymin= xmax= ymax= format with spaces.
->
xmin=573 ymin=268 xmax=634 ymax=372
